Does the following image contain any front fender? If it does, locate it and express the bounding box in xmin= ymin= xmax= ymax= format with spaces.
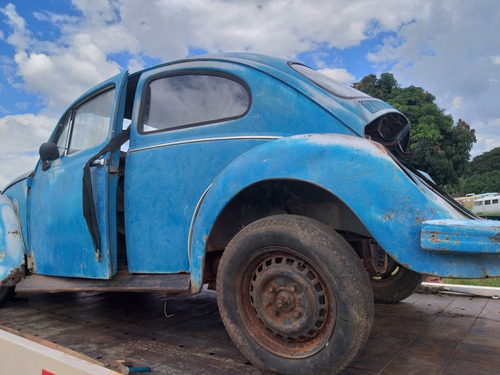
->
xmin=189 ymin=134 xmax=497 ymax=290
xmin=0 ymin=195 xmax=26 ymax=286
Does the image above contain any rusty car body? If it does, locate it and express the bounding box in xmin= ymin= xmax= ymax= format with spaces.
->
xmin=1 ymin=53 xmax=499 ymax=374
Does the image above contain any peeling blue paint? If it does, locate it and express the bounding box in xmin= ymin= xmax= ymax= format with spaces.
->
xmin=0 ymin=195 xmax=25 ymax=285
xmin=421 ymin=219 xmax=500 ymax=254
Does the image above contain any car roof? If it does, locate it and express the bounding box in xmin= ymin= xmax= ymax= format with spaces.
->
xmin=130 ymin=53 xmax=406 ymax=137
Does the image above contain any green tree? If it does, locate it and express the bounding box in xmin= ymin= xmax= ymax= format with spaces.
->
xmin=456 ymin=147 xmax=500 ymax=195
xmin=355 ymin=73 xmax=398 ymax=100
xmin=354 ymin=76 xmax=476 ymax=186
xmin=468 ymin=146 xmax=500 ymax=175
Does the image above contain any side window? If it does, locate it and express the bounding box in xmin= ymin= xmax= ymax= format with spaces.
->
xmin=142 ymin=74 xmax=249 ymax=132
xmin=68 ymin=88 xmax=115 ymax=154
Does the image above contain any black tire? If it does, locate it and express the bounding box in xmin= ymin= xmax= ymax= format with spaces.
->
xmin=0 ymin=286 xmax=14 ymax=307
xmin=371 ymin=261 xmax=424 ymax=304
xmin=216 ymin=215 xmax=374 ymax=375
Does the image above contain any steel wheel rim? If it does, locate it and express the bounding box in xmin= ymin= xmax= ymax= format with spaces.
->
xmin=237 ymin=246 xmax=337 ymax=358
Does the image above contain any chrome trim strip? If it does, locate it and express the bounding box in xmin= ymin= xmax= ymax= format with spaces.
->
xmin=129 ymin=135 xmax=281 ymax=153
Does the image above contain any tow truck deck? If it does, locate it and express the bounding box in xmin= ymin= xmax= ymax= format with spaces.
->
xmin=1 ymin=285 xmax=499 ymax=374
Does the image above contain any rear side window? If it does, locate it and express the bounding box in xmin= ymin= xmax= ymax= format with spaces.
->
xmin=141 ymin=73 xmax=250 ymax=132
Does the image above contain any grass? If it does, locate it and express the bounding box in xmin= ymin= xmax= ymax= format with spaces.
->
xmin=443 ymin=278 xmax=500 ymax=287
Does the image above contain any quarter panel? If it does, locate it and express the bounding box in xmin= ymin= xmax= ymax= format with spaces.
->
xmin=189 ymin=134 xmax=499 ymax=290
xmin=125 ymin=138 xmax=270 ymax=273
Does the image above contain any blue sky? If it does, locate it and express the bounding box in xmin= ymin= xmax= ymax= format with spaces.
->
xmin=1 ymin=0 xmax=499 ymax=188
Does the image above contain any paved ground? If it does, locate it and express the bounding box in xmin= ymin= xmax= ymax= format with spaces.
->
xmin=1 ymin=288 xmax=499 ymax=374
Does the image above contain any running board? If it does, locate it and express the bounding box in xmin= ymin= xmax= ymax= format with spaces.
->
xmin=15 ymin=273 xmax=191 ymax=294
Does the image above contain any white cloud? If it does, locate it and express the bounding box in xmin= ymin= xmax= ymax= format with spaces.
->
xmin=14 ymin=36 xmax=121 ymax=111
xmin=119 ymin=0 xmax=426 ymax=60
xmin=368 ymin=0 xmax=500 ymax=158
xmin=318 ymin=68 xmax=356 ymax=85
xmin=452 ymin=96 xmax=462 ymax=110
xmin=0 ymin=0 xmax=427 ymax=114
xmin=1 ymin=3 xmax=31 ymax=58
xmin=0 ymin=114 xmax=53 ymax=154
xmin=0 ymin=114 xmax=55 ymax=188
xmin=469 ymin=117 xmax=500 ymax=158
xmin=0 ymin=0 xmax=429 ymax=117
xmin=1 ymin=2 xmax=126 ymax=115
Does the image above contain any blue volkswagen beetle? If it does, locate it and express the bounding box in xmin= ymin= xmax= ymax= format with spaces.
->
xmin=1 ymin=53 xmax=498 ymax=374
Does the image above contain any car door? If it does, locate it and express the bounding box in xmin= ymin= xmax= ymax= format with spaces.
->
xmin=124 ymin=65 xmax=262 ymax=273
xmin=28 ymin=72 xmax=128 ymax=279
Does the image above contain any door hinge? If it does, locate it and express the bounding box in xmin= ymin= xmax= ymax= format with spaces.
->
xmin=108 ymin=165 xmax=119 ymax=174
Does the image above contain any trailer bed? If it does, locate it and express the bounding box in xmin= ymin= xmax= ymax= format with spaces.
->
xmin=1 ymin=286 xmax=499 ymax=374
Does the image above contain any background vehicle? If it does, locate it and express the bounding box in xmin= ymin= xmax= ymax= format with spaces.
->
xmin=471 ymin=194 xmax=500 ymax=219
xmin=1 ymin=53 xmax=499 ymax=375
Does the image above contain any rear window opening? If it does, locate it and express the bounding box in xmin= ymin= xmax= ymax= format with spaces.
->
xmin=290 ymin=62 xmax=369 ymax=99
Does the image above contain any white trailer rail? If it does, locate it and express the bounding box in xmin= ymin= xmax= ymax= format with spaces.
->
xmin=0 ymin=326 xmax=121 ymax=375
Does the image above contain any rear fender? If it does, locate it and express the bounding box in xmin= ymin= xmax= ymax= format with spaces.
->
xmin=188 ymin=134 xmax=499 ymax=291
xmin=190 ymin=133 xmax=410 ymax=291
xmin=0 ymin=195 xmax=26 ymax=286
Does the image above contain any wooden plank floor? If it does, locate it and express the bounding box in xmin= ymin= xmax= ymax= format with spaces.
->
xmin=1 ymin=288 xmax=499 ymax=374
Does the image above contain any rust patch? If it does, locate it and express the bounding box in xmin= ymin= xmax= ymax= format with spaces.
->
xmin=0 ymin=265 xmax=25 ymax=287
xmin=490 ymin=233 xmax=500 ymax=244
xmin=428 ymin=232 xmax=439 ymax=243
xmin=27 ymin=252 xmax=35 ymax=273
xmin=427 ymin=232 xmax=452 ymax=244
xmin=414 ymin=214 xmax=424 ymax=224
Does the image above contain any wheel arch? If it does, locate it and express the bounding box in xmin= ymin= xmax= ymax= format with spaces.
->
xmin=205 ymin=178 xmax=371 ymax=251
xmin=200 ymin=178 xmax=372 ymax=283
xmin=188 ymin=133 xmax=410 ymax=292
xmin=188 ymin=133 xmax=489 ymax=292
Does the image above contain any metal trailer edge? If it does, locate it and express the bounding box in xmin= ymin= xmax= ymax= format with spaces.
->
xmin=0 ymin=325 xmax=122 ymax=375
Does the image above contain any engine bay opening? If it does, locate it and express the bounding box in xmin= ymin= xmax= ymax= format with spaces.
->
xmin=364 ymin=113 xmax=414 ymax=159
